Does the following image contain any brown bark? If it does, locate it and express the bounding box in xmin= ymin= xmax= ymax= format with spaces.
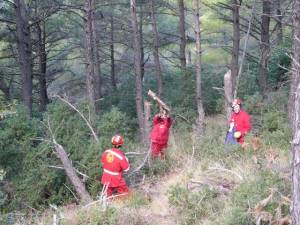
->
xmin=230 ymin=0 xmax=240 ymax=94
xmin=258 ymin=0 xmax=271 ymax=95
xmin=178 ymin=0 xmax=186 ymax=69
xmin=149 ymin=0 xmax=163 ymax=96
xmin=130 ymin=0 xmax=146 ymax=143
xmin=15 ymin=0 xmax=33 ymax=117
xmin=193 ymin=0 xmax=205 ymax=135
xmin=291 ymin=0 xmax=300 ymax=223
xmin=37 ymin=22 xmax=49 ymax=112
xmin=84 ymin=0 xmax=98 ymax=114
xmin=91 ymin=6 xmax=102 ymax=103
xmin=274 ymin=0 xmax=283 ymax=44
xmin=54 ymin=142 xmax=92 ymax=204
xmin=110 ymin=14 xmax=116 ymax=89
xmin=139 ymin=7 xmax=145 ymax=81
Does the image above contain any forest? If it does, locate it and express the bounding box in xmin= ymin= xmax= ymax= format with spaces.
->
xmin=0 ymin=0 xmax=300 ymax=224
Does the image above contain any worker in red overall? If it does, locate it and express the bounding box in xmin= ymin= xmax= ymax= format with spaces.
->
xmin=101 ymin=135 xmax=130 ymax=197
xmin=229 ymin=98 xmax=251 ymax=144
xmin=150 ymin=109 xmax=172 ymax=159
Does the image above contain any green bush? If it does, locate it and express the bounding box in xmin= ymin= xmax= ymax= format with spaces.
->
xmin=0 ymin=102 xmax=137 ymax=211
xmin=96 ymin=106 xmax=135 ymax=141
xmin=243 ymin=93 xmax=264 ymax=115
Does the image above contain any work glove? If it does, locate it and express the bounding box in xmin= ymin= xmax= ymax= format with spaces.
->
xmin=234 ymin=131 xmax=241 ymax=139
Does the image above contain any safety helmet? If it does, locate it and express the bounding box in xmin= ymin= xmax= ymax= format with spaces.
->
xmin=232 ymin=98 xmax=242 ymax=106
xmin=111 ymin=135 xmax=124 ymax=146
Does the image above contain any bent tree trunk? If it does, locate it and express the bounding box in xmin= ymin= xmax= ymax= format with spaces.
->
xmin=54 ymin=142 xmax=92 ymax=204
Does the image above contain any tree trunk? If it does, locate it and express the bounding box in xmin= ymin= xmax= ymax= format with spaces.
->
xmin=291 ymin=1 xmax=300 ymax=223
xmin=144 ymin=101 xmax=151 ymax=147
xmin=291 ymin=86 xmax=300 ymax=224
xmin=91 ymin=3 xmax=102 ymax=104
xmin=258 ymin=0 xmax=271 ymax=95
xmin=193 ymin=0 xmax=205 ymax=135
xmin=139 ymin=6 xmax=145 ymax=81
xmin=230 ymin=0 xmax=240 ymax=95
xmin=274 ymin=0 xmax=283 ymax=44
xmin=224 ymin=70 xmax=233 ymax=120
xmin=15 ymin=0 xmax=33 ymax=117
xmin=130 ymin=0 xmax=146 ymax=143
xmin=186 ymin=50 xmax=192 ymax=65
xmin=84 ymin=0 xmax=97 ymax=114
xmin=110 ymin=14 xmax=116 ymax=89
xmin=54 ymin=142 xmax=92 ymax=204
xmin=37 ymin=22 xmax=49 ymax=112
xmin=178 ymin=0 xmax=186 ymax=69
xmin=149 ymin=0 xmax=163 ymax=96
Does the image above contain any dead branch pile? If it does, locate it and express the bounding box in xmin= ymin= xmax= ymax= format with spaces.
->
xmin=249 ymin=188 xmax=291 ymax=225
xmin=187 ymin=166 xmax=242 ymax=195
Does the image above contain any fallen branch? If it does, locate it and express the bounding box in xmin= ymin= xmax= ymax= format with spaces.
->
xmin=55 ymin=95 xmax=99 ymax=142
xmin=63 ymin=183 xmax=79 ymax=202
xmin=188 ymin=178 xmax=233 ymax=195
xmin=47 ymin=165 xmax=91 ymax=180
xmin=176 ymin=114 xmax=193 ymax=125
xmin=208 ymin=166 xmax=243 ymax=181
xmin=45 ymin=116 xmax=93 ymax=204
xmin=128 ymin=147 xmax=151 ymax=176
xmin=125 ymin=151 xmax=147 ymax=156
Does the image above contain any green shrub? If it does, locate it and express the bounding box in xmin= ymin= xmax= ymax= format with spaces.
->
xmin=243 ymin=93 xmax=264 ymax=115
xmin=96 ymin=106 xmax=135 ymax=141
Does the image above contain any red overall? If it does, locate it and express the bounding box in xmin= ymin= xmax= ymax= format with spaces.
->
xmin=101 ymin=148 xmax=130 ymax=197
xmin=230 ymin=110 xmax=251 ymax=144
xmin=150 ymin=115 xmax=172 ymax=158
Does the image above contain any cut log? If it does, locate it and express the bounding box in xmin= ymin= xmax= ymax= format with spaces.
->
xmin=148 ymin=90 xmax=171 ymax=112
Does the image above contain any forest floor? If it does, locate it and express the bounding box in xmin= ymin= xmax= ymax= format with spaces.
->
xmin=140 ymin=171 xmax=181 ymax=225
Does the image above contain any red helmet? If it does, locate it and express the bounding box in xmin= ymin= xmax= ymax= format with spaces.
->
xmin=232 ymin=98 xmax=242 ymax=106
xmin=111 ymin=135 xmax=124 ymax=146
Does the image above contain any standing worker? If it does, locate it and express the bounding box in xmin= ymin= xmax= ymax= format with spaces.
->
xmin=150 ymin=108 xmax=172 ymax=160
xmin=228 ymin=98 xmax=251 ymax=145
xmin=100 ymin=135 xmax=130 ymax=197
